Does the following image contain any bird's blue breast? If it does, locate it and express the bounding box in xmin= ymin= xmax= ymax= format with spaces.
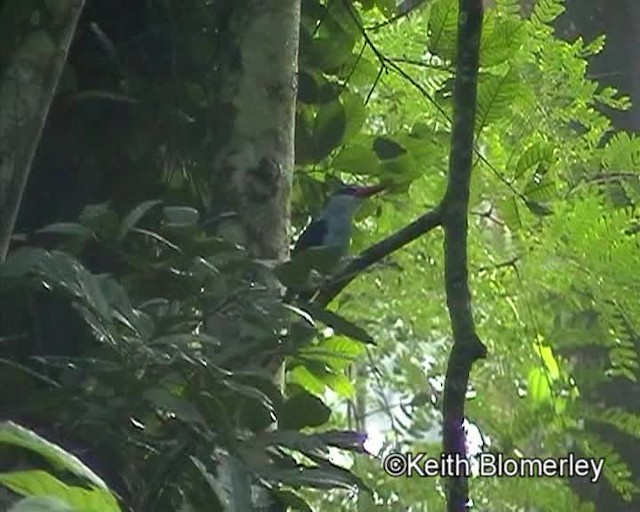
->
xmin=321 ymin=214 xmax=352 ymax=254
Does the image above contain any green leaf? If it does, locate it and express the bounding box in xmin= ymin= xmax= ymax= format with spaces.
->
xmin=475 ymin=69 xmax=520 ymax=133
xmin=337 ymin=55 xmax=379 ymax=90
xmin=9 ymin=496 xmax=74 ymax=512
xmin=326 ymin=0 xmax=363 ymax=37
xmin=523 ymin=164 xmax=557 ymax=204
xmin=316 ymin=430 xmax=367 ymax=452
xmin=289 ymin=366 xmax=328 ymax=396
xmin=36 ymin=223 xmax=92 ymax=237
xmin=38 ymin=251 xmax=112 ymax=323
xmin=299 ymin=336 xmax=365 ymax=370
xmin=579 ymin=34 xmax=606 ymax=57
xmin=149 ymin=332 xmax=219 ymax=349
xmin=0 ymin=423 xmax=111 ymax=491
xmin=536 ymin=345 xmax=560 ymax=380
xmin=0 ymin=470 xmax=120 ymax=512
xmin=306 ymin=35 xmax=355 ymax=73
xmin=332 ymin=145 xmax=380 ymax=176
xmin=497 ymin=195 xmax=522 ymax=231
xmin=322 ymin=371 xmax=355 ymax=397
xmin=78 ymin=203 xmax=119 ymax=239
xmin=297 ymin=359 xmax=355 ymax=398
xmin=527 ymin=368 xmax=551 ymax=406
xmin=340 ymin=92 xmax=366 ymax=142
xmin=163 ymin=206 xmax=200 ymax=227
xmin=313 ymin=100 xmax=347 ymax=160
xmin=280 ymin=392 xmax=332 ymax=430
xmin=427 ymin=0 xmax=458 ymax=62
xmin=142 ymin=388 xmax=207 ymax=427
xmin=255 ymin=430 xmax=327 ymax=456
xmin=78 ymin=203 xmax=111 ymax=221
xmin=116 ymin=199 xmax=162 ymax=241
xmin=514 ymin=143 xmax=554 ymax=184
xmin=222 ymin=380 xmax=275 ymax=415
xmin=0 ymin=247 xmax=49 ymax=278
xmin=533 ymin=0 xmax=565 ymax=23
xmin=189 ymin=457 xmax=225 ymax=509
xmin=373 ymin=137 xmax=407 ymax=160
xmin=480 ymin=16 xmax=524 ymax=68
xmin=380 ymin=153 xmax=418 ymax=183
xmin=264 ymin=465 xmax=366 ymax=491
xmin=130 ymin=228 xmax=181 ymax=252
xmin=270 ymin=490 xmax=313 ymax=512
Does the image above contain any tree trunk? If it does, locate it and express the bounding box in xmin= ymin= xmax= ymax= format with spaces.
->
xmin=0 ymin=0 xmax=86 ymax=261
xmin=208 ymin=0 xmax=299 ymax=263
xmin=205 ymin=1 xmax=300 ymax=510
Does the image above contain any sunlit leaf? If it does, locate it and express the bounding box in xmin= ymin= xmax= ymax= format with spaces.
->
xmin=117 ymin=200 xmax=162 ymax=241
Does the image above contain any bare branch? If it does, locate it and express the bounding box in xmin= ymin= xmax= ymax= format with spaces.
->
xmin=440 ymin=1 xmax=487 ymax=511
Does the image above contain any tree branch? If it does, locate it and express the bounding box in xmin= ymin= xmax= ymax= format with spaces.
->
xmin=316 ymin=205 xmax=442 ymax=306
xmin=440 ymin=1 xmax=487 ymax=511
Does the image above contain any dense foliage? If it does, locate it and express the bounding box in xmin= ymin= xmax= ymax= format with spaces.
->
xmin=1 ymin=0 xmax=638 ymax=511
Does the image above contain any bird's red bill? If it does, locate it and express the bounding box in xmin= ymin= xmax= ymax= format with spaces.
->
xmin=353 ymin=183 xmax=386 ymax=197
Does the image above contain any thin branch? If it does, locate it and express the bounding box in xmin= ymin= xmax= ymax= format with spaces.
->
xmin=476 ymin=255 xmax=520 ymax=274
xmin=568 ymin=170 xmax=640 ymax=195
xmin=316 ymin=206 xmax=442 ymax=306
xmin=389 ymin=56 xmax=451 ymax=71
xmin=440 ymin=1 xmax=486 ymax=511
xmin=341 ymin=2 xmax=526 ymax=204
xmin=383 ymin=58 xmax=523 ymax=200
xmin=365 ymin=63 xmax=386 ymax=105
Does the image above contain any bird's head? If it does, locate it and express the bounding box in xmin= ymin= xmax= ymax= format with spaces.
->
xmin=323 ymin=183 xmax=386 ymax=218
xmin=334 ymin=183 xmax=386 ymax=198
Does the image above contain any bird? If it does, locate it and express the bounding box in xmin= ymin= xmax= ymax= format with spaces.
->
xmin=292 ymin=183 xmax=385 ymax=256
xmin=287 ymin=183 xmax=385 ymax=301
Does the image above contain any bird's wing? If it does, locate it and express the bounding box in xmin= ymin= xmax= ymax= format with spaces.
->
xmin=292 ymin=218 xmax=327 ymax=255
